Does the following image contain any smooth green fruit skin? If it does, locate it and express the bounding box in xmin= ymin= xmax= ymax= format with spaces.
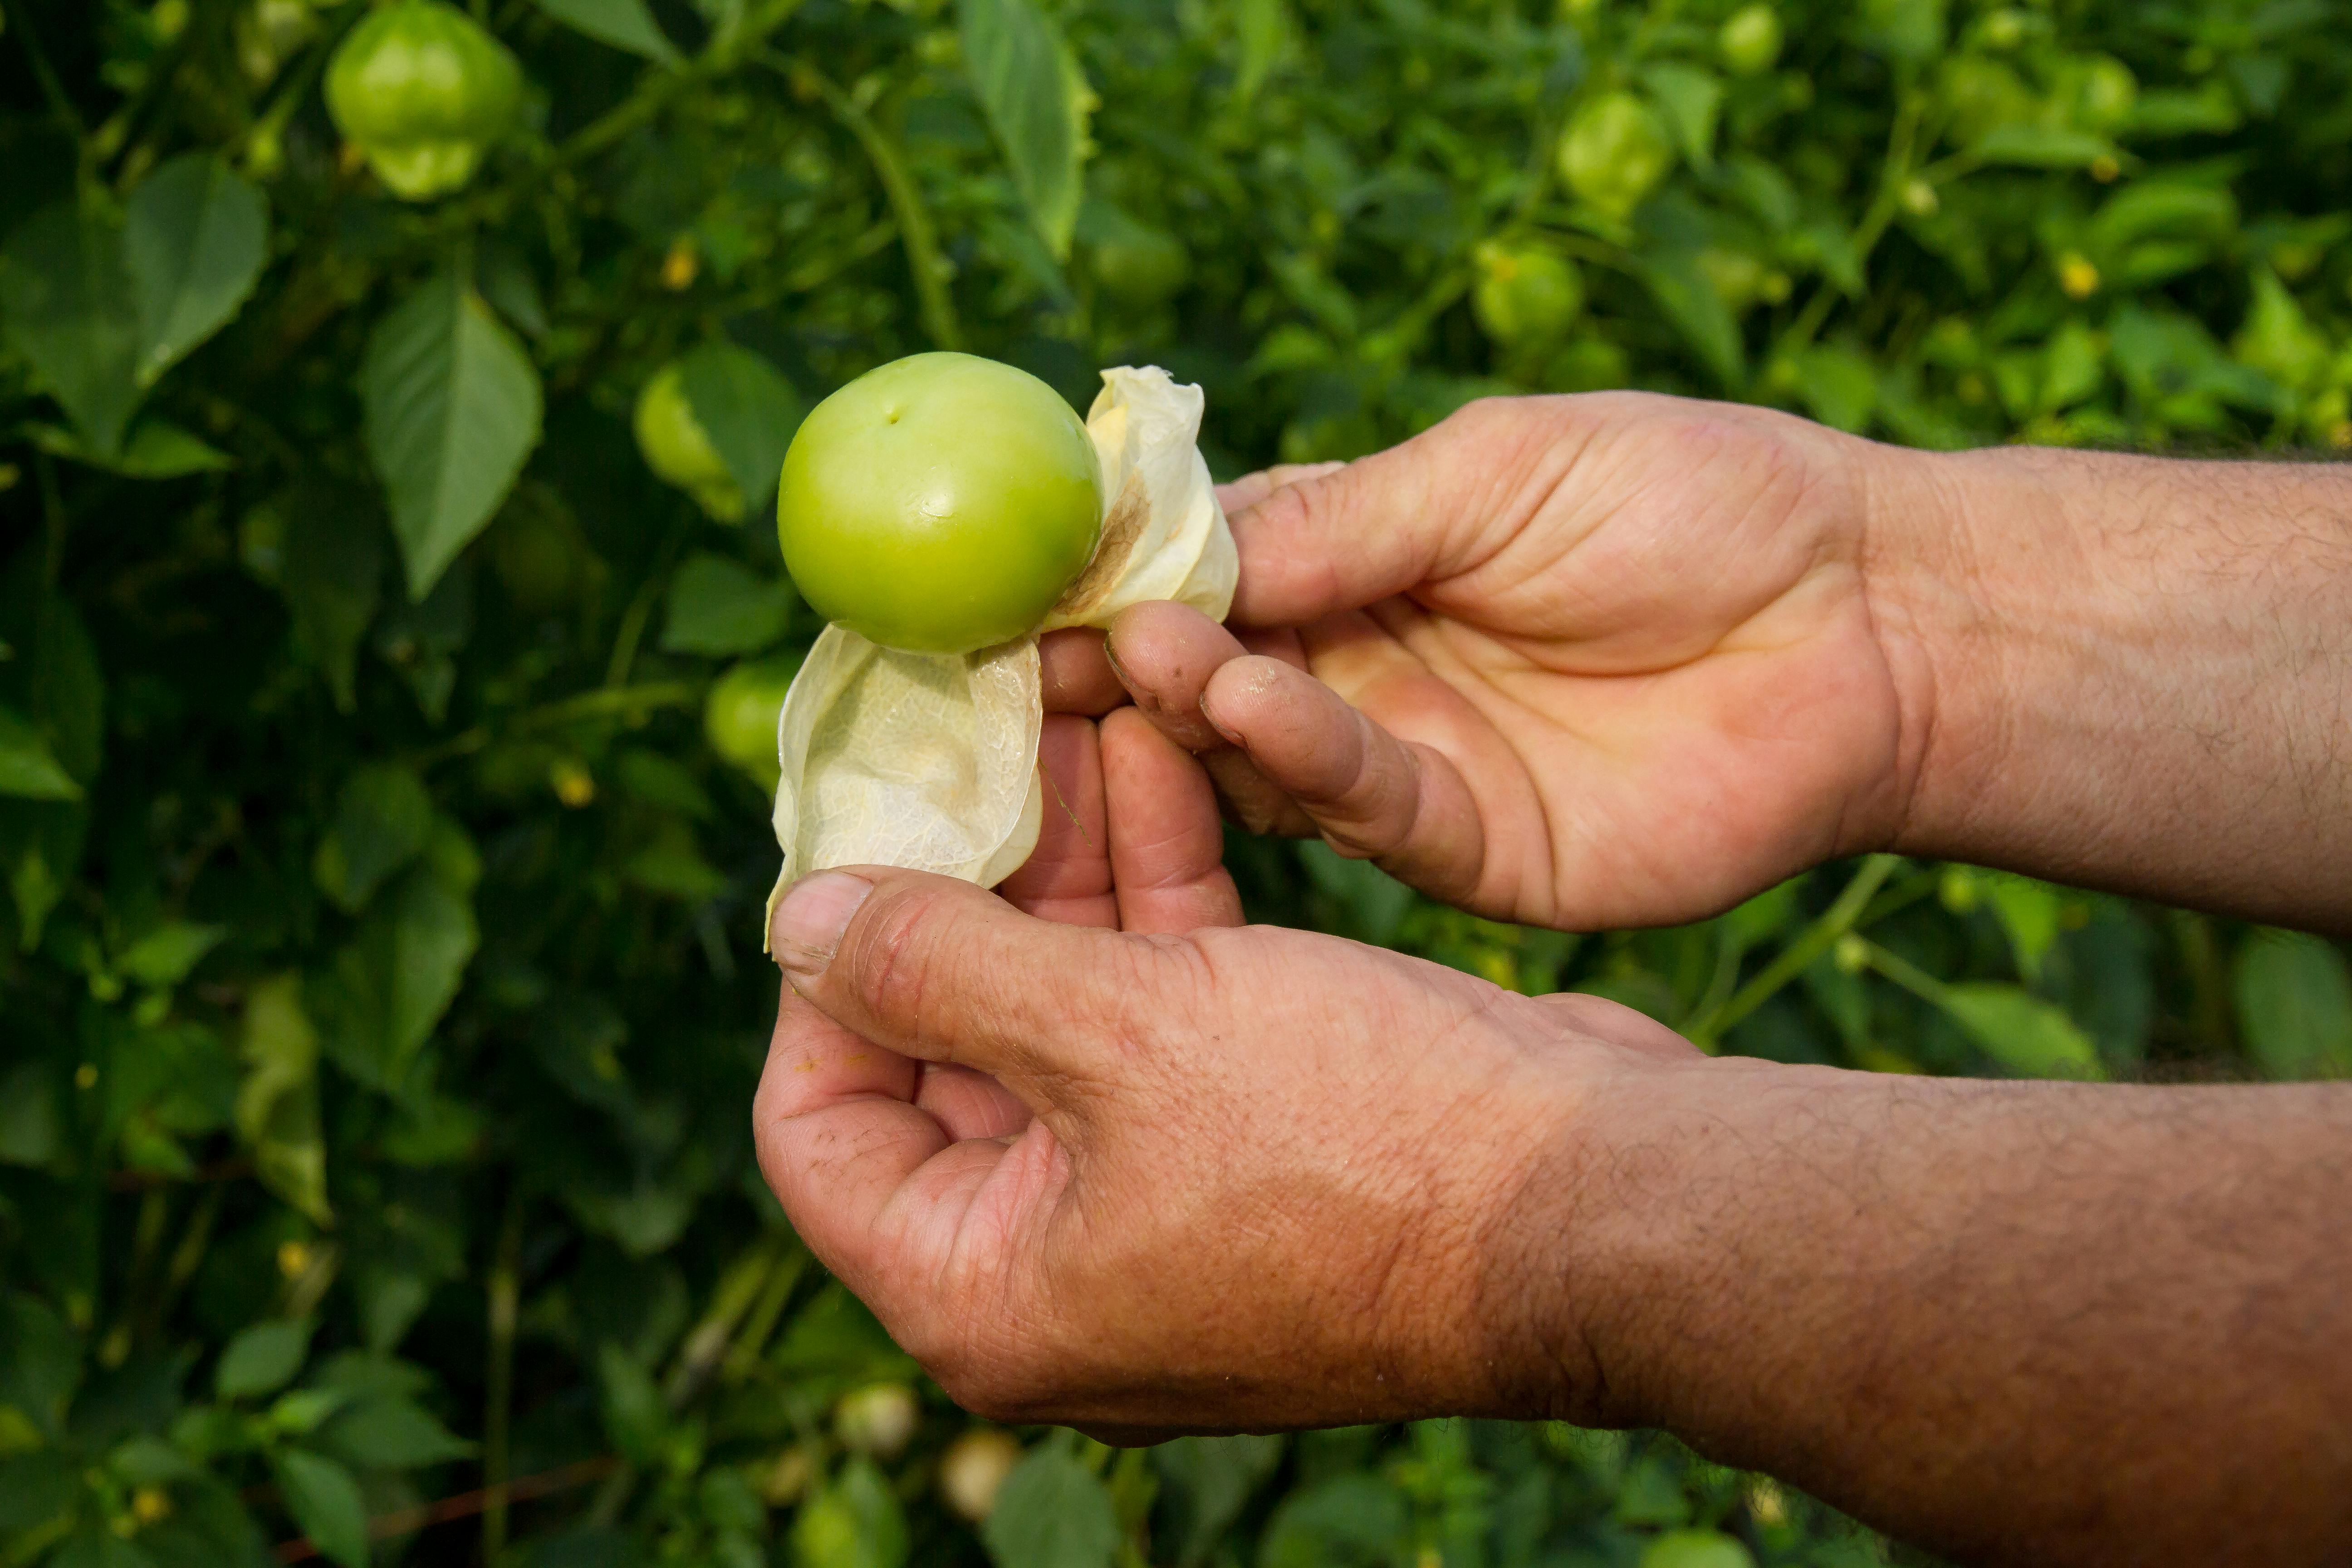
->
xmin=1472 ymin=242 xmax=1585 ymax=344
xmin=1718 ymin=4 xmax=1784 ymax=74
xmin=706 ymin=654 xmax=804 ymax=788
xmin=1559 ymin=93 xmax=1676 ymax=220
xmin=636 ymin=363 xmax=746 ymax=522
xmin=777 ymin=353 xmax=1103 ymax=656
xmin=326 ymin=0 xmax=522 ymax=201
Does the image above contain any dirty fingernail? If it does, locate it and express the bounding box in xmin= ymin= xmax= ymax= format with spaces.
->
xmin=772 ymin=871 xmax=873 ymax=980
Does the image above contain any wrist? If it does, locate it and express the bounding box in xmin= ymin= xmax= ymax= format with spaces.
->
xmin=1498 ymin=1045 xmax=1811 ymax=1430
xmin=1852 ymin=437 xmax=2036 ymax=863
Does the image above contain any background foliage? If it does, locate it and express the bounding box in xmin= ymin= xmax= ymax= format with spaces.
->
xmin=2 ymin=0 xmax=2350 ymax=1564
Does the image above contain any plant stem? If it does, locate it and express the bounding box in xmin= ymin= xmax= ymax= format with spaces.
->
xmin=140 ymin=1184 xmax=220 ymax=1341
xmin=2 ymin=0 xmax=84 ymax=147
xmin=483 ymin=1187 xmax=524 ymax=1564
xmin=792 ymin=62 xmax=964 ymax=351
xmin=1687 ymin=855 xmax=1903 ymax=1047
xmin=411 ymin=681 xmax=701 ymax=769
xmin=1778 ymin=92 xmax=1924 ymax=356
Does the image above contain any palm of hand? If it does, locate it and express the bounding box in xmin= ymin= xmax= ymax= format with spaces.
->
xmin=1231 ymin=393 xmax=1912 ymax=930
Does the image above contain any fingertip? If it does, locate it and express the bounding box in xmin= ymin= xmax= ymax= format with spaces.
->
xmin=1105 ymin=602 xmax=1248 ymax=752
xmin=1039 ymin=628 xmax=1127 ymax=715
xmin=1197 ymin=654 xmax=1308 ymax=742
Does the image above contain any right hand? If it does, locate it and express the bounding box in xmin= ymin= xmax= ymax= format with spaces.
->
xmin=1102 ymin=391 xmax=1929 ymax=931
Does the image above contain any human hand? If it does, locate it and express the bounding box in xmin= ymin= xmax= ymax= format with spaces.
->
xmin=1098 ymin=392 xmax=1926 ymax=931
xmin=754 ymin=852 xmax=1697 ymax=1440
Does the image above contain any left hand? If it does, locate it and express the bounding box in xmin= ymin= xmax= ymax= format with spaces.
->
xmin=751 ymin=647 xmax=1699 ymax=1435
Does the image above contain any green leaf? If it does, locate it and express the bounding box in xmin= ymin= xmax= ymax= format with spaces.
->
xmin=1297 ymin=841 xmax=1413 ymax=946
xmin=119 ymin=922 xmax=228 ymax=988
xmin=0 ymin=1450 xmax=78 ymax=1538
xmin=316 ymin=1395 xmax=474 ymax=1470
xmin=238 ymin=974 xmax=332 ymax=1225
xmin=123 ymin=153 xmax=270 ymax=387
xmin=1640 ymin=64 xmax=1724 ymax=174
xmin=677 ymin=343 xmax=804 ymax=518
xmin=29 ymin=418 xmax=234 ymax=478
xmin=661 ymin=553 xmax=794 ymax=656
xmin=1257 ymin=1473 xmax=1407 ymax=1568
xmin=1795 ymin=345 xmax=1877 ymax=432
xmin=314 ymin=848 xmax=480 ymax=1091
xmin=313 ymin=764 xmax=435 ymax=914
xmin=2232 ymin=930 xmax=2352 ymax=1080
xmin=279 ymin=500 xmax=387 ymax=714
xmin=597 ymin=1343 xmax=666 ymax=1465
xmin=1152 ymin=1436 xmax=1285 ymax=1568
xmin=1982 ymin=874 xmax=2063 ymax=983
xmin=1643 ymin=248 xmax=1745 ymax=391
xmin=0 ymin=1294 xmax=80 ymax=1441
xmin=359 ymin=270 xmax=544 ymax=602
xmin=1934 ymin=983 xmax=2104 ymax=1080
xmin=0 ymin=1059 xmax=61 ymax=1167
xmin=0 ymin=705 xmax=80 ymax=800
xmin=530 ymin=0 xmax=681 ymax=63
xmin=0 ymin=200 xmax=141 ymax=455
xmin=960 ymin=0 xmax=1093 ymax=259
xmin=51 ymin=1532 xmax=159 ymax=1568
xmin=983 ymin=1446 xmax=1121 ymax=1568
xmin=796 ymin=1456 xmax=909 ymax=1568
xmin=216 ymin=1316 xmax=316 ymax=1400
xmin=1968 ymin=124 xmax=2119 ymax=169
xmin=1234 ymin=0 xmax=1293 ymax=101
xmin=270 ymin=1448 xmax=369 ymax=1568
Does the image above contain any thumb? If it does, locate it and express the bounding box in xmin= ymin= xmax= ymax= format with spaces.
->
xmin=1227 ymin=399 xmax=1533 ymax=627
xmin=770 ymin=866 xmax=1152 ymax=1092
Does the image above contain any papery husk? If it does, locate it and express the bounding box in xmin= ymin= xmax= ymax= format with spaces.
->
xmin=765 ymin=366 xmax=1235 ymax=939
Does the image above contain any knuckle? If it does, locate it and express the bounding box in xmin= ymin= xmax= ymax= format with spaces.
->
xmin=847 ymin=882 xmax=960 ymax=1034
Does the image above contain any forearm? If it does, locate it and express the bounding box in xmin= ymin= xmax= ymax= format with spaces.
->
xmin=1867 ymin=445 xmax=2352 ymax=930
xmin=1540 ymin=1060 xmax=2352 ymax=1564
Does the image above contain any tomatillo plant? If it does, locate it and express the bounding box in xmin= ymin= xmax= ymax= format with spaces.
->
xmin=776 ymin=353 xmax=1104 ymax=656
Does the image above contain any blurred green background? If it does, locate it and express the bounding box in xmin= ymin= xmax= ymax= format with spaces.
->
xmin=1 ymin=0 xmax=2348 ymax=1564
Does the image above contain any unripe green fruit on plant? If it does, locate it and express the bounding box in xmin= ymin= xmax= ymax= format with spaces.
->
xmin=1558 ymin=92 xmax=1676 ymax=220
xmin=1638 ymin=1529 xmax=1758 ymax=1568
xmin=1092 ymin=227 xmax=1191 ymax=309
xmin=833 ymin=1382 xmax=920 ymax=1460
xmin=635 ymin=363 xmax=745 ymax=522
xmin=1717 ymin=4 xmax=1783 ymax=75
xmin=326 ymin=0 xmax=522 ymax=201
xmin=778 ymin=352 xmax=1103 ymax=655
xmin=938 ymin=1429 xmax=1023 ymax=1523
xmin=2063 ymin=54 xmax=2138 ymax=132
xmin=705 ymin=653 xmax=803 ymax=788
xmin=1471 ymin=240 xmax=1585 ymax=345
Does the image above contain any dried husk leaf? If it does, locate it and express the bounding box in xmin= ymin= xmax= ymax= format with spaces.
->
xmin=765 ymin=366 xmax=1231 ymax=936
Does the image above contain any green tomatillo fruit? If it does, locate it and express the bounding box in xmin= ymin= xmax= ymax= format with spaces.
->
xmin=706 ymin=652 xmax=805 ymax=789
xmin=1717 ymin=4 xmax=1784 ymax=75
xmin=777 ymin=353 xmax=1102 ymax=656
xmin=636 ymin=363 xmax=745 ymax=523
xmin=1557 ymin=91 xmax=1676 ymax=220
xmin=326 ymin=0 xmax=522 ymax=202
xmin=1472 ymin=240 xmax=1586 ymax=345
